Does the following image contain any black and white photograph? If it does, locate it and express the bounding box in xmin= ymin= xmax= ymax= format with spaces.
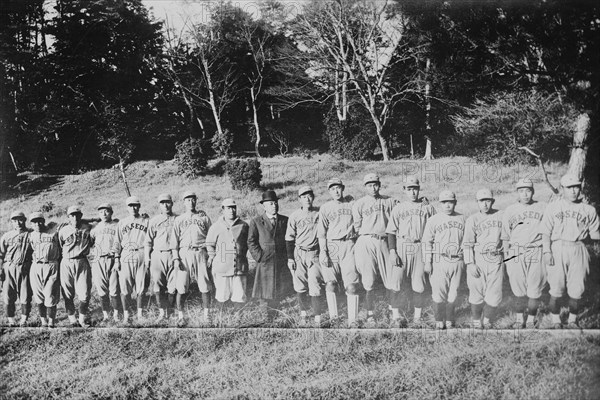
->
xmin=1 ymin=0 xmax=599 ymax=398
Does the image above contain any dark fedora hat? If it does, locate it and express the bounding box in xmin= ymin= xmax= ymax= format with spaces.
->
xmin=260 ymin=190 xmax=279 ymax=203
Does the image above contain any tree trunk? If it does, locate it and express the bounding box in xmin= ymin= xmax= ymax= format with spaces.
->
xmin=410 ymin=134 xmax=414 ymax=159
xmin=374 ymin=121 xmax=390 ymax=161
xmin=201 ymin=55 xmax=224 ymax=138
xmin=567 ymin=113 xmax=589 ymax=183
xmin=423 ymin=136 xmax=433 ymax=160
xmin=251 ymin=86 xmax=261 ymax=157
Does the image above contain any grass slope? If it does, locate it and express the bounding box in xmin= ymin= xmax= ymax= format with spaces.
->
xmin=1 ymin=329 xmax=599 ymax=399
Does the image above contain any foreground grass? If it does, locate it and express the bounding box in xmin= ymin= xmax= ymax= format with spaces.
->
xmin=1 ymin=328 xmax=599 ymax=399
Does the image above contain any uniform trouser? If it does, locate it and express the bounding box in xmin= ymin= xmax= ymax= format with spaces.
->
xmin=467 ymin=253 xmax=503 ymax=307
xmin=92 ymin=257 xmax=119 ymax=298
xmin=213 ymin=274 xmax=247 ymax=303
xmin=355 ymin=236 xmax=401 ymax=291
xmin=181 ymin=248 xmax=207 ymax=293
xmin=291 ymin=248 xmax=323 ymax=296
xmin=398 ymin=241 xmax=426 ymax=293
xmin=151 ymin=251 xmax=180 ymax=295
xmin=548 ymin=240 xmax=589 ymax=300
xmin=321 ymin=240 xmax=359 ymax=291
xmin=30 ymin=261 xmax=59 ymax=307
xmin=2 ymin=261 xmax=31 ymax=306
xmin=430 ymin=258 xmax=463 ymax=303
xmin=60 ymin=258 xmax=91 ymax=303
xmin=119 ymin=249 xmax=146 ymax=298
xmin=506 ymin=246 xmax=546 ymax=299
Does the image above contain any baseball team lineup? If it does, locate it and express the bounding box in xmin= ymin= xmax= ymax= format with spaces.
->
xmin=1 ymin=172 xmax=598 ymax=330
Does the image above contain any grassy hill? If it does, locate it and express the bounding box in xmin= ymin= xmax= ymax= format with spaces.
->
xmin=1 ymin=155 xmax=599 ymax=399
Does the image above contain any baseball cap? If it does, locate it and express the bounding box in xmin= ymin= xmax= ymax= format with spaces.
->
xmin=439 ymin=190 xmax=456 ymax=202
xmin=405 ymin=175 xmax=420 ymax=188
xmin=67 ymin=206 xmax=82 ymax=215
xmin=363 ymin=173 xmax=380 ymax=185
xmin=298 ymin=186 xmax=313 ymax=196
xmin=516 ymin=178 xmax=534 ymax=190
xmin=327 ymin=178 xmax=344 ymax=189
xmin=29 ymin=212 xmax=44 ymax=222
xmin=476 ymin=188 xmax=494 ymax=200
xmin=157 ymin=194 xmax=172 ymax=203
xmin=222 ymin=198 xmax=237 ymax=207
xmin=97 ymin=203 xmax=113 ymax=211
xmin=126 ymin=196 xmax=141 ymax=206
xmin=10 ymin=211 xmax=26 ymax=220
xmin=182 ymin=191 xmax=197 ymax=200
xmin=560 ymin=174 xmax=581 ymax=187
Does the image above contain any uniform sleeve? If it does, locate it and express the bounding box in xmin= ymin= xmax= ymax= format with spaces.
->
xmin=385 ymin=207 xmax=398 ymax=235
xmin=352 ymin=200 xmax=363 ymax=233
xmin=587 ymin=207 xmax=600 ymax=239
xmin=500 ymin=208 xmax=512 ymax=241
xmin=462 ymin=215 xmax=476 ymax=249
xmin=145 ymin=220 xmax=156 ymax=249
xmin=170 ymin=219 xmax=181 ymax=251
xmin=0 ymin=234 xmax=7 ymax=261
xmin=205 ymin=224 xmax=218 ymax=257
xmin=429 ymin=205 xmax=437 ymax=217
xmin=111 ymin=222 xmax=123 ymax=256
xmin=539 ymin=203 xmax=555 ymax=237
xmin=317 ymin=207 xmax=328 ymax=240
xmin=422 ymin=219 xmax=434 ymax=247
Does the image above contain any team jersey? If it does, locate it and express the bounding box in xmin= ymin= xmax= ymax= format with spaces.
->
xmin=422 ymin=212 xmax=466 ymax=259
xmin=318 ymin=197 xmax=355 ymax=240
xmin=501 ymin=201 xmax=546 ymax=247
xmin=463 ymin=209 xmax=503 ymax=254
xmin=206 ymin=216 xmax=249 ymax=276
xmin=171 ymin=210 xmax=212 ymax=250
xmin=286 ymin=207 xmax=319 ymax=248
xmin=29 ymin=224 xmax=60 ymax=263
xmin=540 ymin=199 xmax=600 ymax=242
xmin=145 ymin=213 xmax=177 ymax=251
xmin=90 ymin=220 xmax=119 ymax=257
xmin=0 ymin=229 xmax=31 ymax=264
xmin=353 ymin=195 xmax=395 ymax=235
xmin=386 ymin=199 xmax=437 ymax=242
xmin=112 ymin=215 xmax=150 ymax=255
xmin=58 ymin=223 xmax=93 ymax=259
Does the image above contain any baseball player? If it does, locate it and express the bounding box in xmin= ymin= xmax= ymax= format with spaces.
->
xmin=501 ymin=178 xmax=547 ymax=328
xmin=463 ymin=189 xmax=504 ymax=329
xmin=353 ymin=173 xmax=396 ymax=324
xmin=386 ymin=175 xmax=436 ymax=325
xmin=318 ymin=178 xmax=359 ymax=324
xmin=145 ymin=194 xmax=179 ymax=322
xmin=206 ymin=198 xmax=249 ymax=310
xmin=90 ymin=203 xmax=120 ymax=323
xmin=58 ymin=206 xmax=93 ymax=328
xmin=112 ymin=196 xmax=149 ymax=323
xmin=286 ymin=186 xmax=324 ymax=325
xmin=171 ymin=191 xmax=212 ymax=324
xmin=27 ymin=212 xmax=60 ymax=328
xmin=541 ymin=174 xmax=600 ymax=328
xmin=422 ymin=190 xmax=466 ymax=329
xmin=0 ymin=211 xmax=32 ymax=327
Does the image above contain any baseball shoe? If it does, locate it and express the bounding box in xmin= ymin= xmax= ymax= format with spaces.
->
xmin=40 ymin=320 xmax=48 ymax=328
xmin=434 ymin=321 xmax=445 ymax=330
xmin=78 ymin=319 xmax=91 ymax=329
xmin=19 ymin=320 xmax=28 ymax=328
xmin=48 ymin=321 xmax=55 ymax=329
xmin=390 ymin=319 xmax=403 ymax=329
xmin=552 ymin=322 xmax=563 ymax=329
xmin=7 ymin=319 xmax=16 ymax=328
xmin=512 ymin=321 xmax=525 ymax=329
xmin=155 ymin=315 xmax=166 ymax=324
xmin=525 ymin=320 xmax=538 ymax=329
xmin=366 ymin=316 xmax=376 ymax=327
xmin=177 ymin=317 xmax=187 ymax=328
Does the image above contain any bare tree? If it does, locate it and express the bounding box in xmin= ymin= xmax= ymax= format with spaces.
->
xmin=296 ymin=0 xmax=424 ymax=161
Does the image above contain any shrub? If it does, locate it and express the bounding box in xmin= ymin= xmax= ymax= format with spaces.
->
xmin=211 ymin=129 xmax=233 ymax=158
xmin=452 ymin=91 xmax=577 ymax=165
xmin=174 ymin=137 xmax=208 ymax=178
xmin=226 ymin=158 xmax=262 ymax=192
xmin=324 ymin=110 xmax=378 ymax=161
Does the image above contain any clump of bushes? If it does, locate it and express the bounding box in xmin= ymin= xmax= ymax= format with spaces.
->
xmin=226 ymin=158 xmax=262 ymax=191
xmin=174 ymin=138 xmax=208 ymax=178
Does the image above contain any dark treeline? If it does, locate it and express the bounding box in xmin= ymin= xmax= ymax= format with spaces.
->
xmin=1 ymin=0 xmax=598 ymax=179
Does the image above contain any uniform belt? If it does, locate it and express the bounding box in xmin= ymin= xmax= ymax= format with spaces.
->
xmin=401 ymin=238 xmax=421 ymax=243
xmin=362 ymin=234 xmax=387 ymax=240
xmin=69 ymin=255 xmax=87 ymax=260
xmin=35 ymin=260 xmax=58 ymax=264
xmin=99 ymin=254 xmax=113 ymax=258
xmin=554 ymin=240 xmax=584 ymax=246
xmin=441 ymin=254 xmax=462 ymax=260
xmin=329 ymin=236 xmax=355 ymax=241
xmin=188 ymin=246 xmax=206 ymax=251
xmin=159 ymin=249 xmax=172 ymax=253
xmin=125 ymin=247 xmax=143 ymax=251
xmin=297 ymin=245 xmax=319 ymax=251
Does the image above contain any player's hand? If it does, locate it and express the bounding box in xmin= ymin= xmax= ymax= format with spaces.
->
xmin=0 ymin=267 xmax=5 ymax=283
xmin=544 ymin=252 xmax=554 ymax=266
xmin=287 ymin=259 xmax=296 ymax=271
xmin=207 ymin=256 xmax=214 ymax=269
xmin=467 ymin=263 xmax=480 ymax=278
xmin=319 ymin=252 xmax=330 ymax=269
xmin=114 ymin=259 xmax=121 ymax=272
xmin=145 ymin=260 xmax=151 ymax=271
xmin=424 ymin=261 xmax=433 ymax=274
xmin=389 ymin=249 xmax=402 ymax=268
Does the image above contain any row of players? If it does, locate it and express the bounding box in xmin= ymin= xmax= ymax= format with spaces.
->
xmin=1 ymin=173 xmax=598 ymax=329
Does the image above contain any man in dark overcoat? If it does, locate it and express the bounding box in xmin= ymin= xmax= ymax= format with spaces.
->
xmin=248 ymin=190 xmax=291 ymax=318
